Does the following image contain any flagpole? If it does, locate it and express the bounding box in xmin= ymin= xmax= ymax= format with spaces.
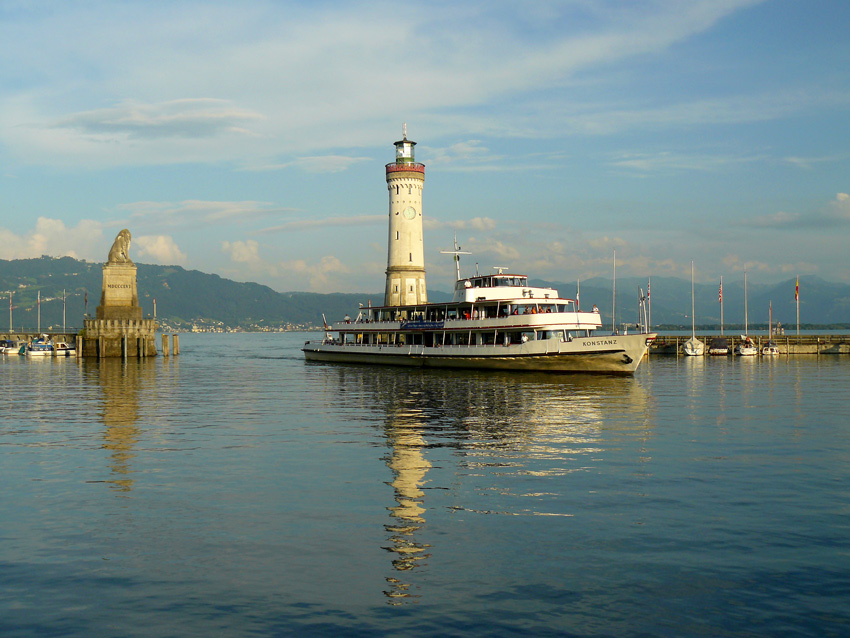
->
xmin=576 ymin=278 xmax=580 ymax=311
xmin=796 ymin=276 xmax=800 ymax=335
xmin=647 ymin=277 xmax=651 ymax=332
xmin=637 ymin=285 xmax=642 ymax=332
xmin=612 ymin=248 xmax=616 ymax=334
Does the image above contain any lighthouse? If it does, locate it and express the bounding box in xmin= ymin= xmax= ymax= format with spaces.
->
xmin=384 ymin=124 xmax=427 ymax=306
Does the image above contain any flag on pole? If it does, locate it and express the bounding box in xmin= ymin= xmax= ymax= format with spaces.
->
xmin=647 ymin=279 xmax=650 ymax=300
xmin=718 ymin=281 xmax=723 ymax=303
xmin=795 ymin=277 xmax=799 ymax=301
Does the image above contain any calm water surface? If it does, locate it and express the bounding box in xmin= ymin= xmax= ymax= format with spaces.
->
xmin=2 ymin=333 xmax=848 ymax=637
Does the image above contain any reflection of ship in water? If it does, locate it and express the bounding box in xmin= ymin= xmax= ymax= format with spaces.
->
xmin=311 ymin=363 xmax=653 ymax=604
xmin=84 ymin=358 xmax=154 ymax=492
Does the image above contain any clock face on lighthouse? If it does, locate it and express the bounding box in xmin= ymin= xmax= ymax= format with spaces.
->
xmin=403 ymin=206 xmax=416 ymax=220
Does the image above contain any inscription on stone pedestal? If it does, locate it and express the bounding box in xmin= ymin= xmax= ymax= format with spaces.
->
xmin=97 ymin=263 xmax=142 ymax=320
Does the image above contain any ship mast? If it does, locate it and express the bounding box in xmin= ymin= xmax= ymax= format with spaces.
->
xmin=440 ymin=234 xmax=471 ymax=282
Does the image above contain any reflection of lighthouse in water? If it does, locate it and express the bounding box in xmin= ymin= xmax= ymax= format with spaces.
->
xmin=383 ymin=416 xmax=432 ymax=603
xmin=92 ymin=359 xmax=146 ymax=492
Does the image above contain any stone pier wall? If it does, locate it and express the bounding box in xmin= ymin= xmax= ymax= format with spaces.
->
xmin=81 ymin=318 xmax=158 ymax=358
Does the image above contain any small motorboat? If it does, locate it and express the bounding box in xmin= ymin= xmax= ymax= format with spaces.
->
xmin=0 ymin=339 xmax=26 ymax=355
xmin=708 ymin=337 xmax=729 ymax=356
xmin=762 ymin=341 xmax=780 ymax=356
xmin=53 ymin=341 xmax=76 ymax=357
xmin=762 ymin=301 xmax=780 ymax=356
xmin=735 ymin=336 xmax=758 ymax=356
xmin=26 ymin=335 xmax=55 ymax=357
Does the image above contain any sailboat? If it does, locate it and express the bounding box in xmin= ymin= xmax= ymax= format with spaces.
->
xmin=762 ymin=300 xmax=780 ymax=355
xmin=682 ymin=261 xmax=705 ymax=356
xmin=735 ymin=271 xmax=758 ymax=356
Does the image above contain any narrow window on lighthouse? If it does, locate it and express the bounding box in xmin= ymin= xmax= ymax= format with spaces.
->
xmin=396 ymin=231 xmax=399 ymax=240
xmin=396 ymin=186 xmax=399 ymax=195
xmin=409 ymin=252 xmax=412 ymax=262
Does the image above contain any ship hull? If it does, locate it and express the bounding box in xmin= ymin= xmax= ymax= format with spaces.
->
xmin=303 ymin=333 xmax=653 ymax=375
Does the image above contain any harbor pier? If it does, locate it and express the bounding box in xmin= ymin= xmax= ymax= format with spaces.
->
xmin=650 ymin=334 xmax=850 ymax=356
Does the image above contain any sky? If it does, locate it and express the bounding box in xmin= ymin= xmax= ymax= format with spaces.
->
xmin=1 ymin=0 xmax=848 ymax=294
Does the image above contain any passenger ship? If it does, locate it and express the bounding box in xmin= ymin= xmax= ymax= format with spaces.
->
xmin=302 ymin=127 xmax=654 ymax=375
xmin=302 ymin=270 xmax=655 ymax=375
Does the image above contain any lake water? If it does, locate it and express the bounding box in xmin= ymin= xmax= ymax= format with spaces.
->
xmin=2 ymin=333 xmax=848 ymax=637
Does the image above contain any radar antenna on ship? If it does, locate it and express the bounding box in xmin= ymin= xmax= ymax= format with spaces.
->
xmin=492 ymin=266 xmax=509 ymax=275
xmin=440 ymin=233 xmax=471 ymax=282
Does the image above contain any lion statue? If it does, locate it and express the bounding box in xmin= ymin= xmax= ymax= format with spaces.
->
xmin=107 ymin=229 xmax=134 ymax=264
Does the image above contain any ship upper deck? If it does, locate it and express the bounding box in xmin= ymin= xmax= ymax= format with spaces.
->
xmin=451 ymin=274 xmax=560 ymax=303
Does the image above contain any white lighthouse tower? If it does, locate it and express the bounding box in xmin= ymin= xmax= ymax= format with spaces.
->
xmin=384 ymin=124 xmax=427 ymax=306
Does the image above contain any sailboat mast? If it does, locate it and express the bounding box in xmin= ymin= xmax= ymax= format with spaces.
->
xmin=744 ymin=271 xmax=748 ymax=334
xmin=769 ymin=301 xmax=773 ymax=338
xmin=691 ymin=261 xmax=695 ymax=338
xmin=720 ymin=276 xmax=724 ymax=336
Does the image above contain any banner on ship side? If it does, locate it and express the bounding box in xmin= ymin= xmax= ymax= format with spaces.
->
xmin=400 ymin=320 xmax=445 ymax=330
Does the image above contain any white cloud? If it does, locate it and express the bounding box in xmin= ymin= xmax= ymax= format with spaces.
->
xmin=134 ymin=235 xmax=187 ymax=264
xmin=610 ymin=151 xmax=766 ymax=173
xmin=53 ymin=98 xmax=264 ymax=140
xmin=0 ymin=0 xmax=776 ymax=168
xmin=242 ymin=155 xmax=372 ymax=174
xmin=279 ymin=255 xmax=349 ymax=291
xmin=222 ymin=239 xmax=262 ymax=265
xmin=118 ymin=200 xmax=290 ymax=228
xmin=745 ymin=193 xmax=850 ymax=229
xmin=261 ymin=215 xmax=385 ymax=233
xmin=830 ymin=192 xmax=850 ymax=219
xmin=0 ymin=217 xmax=105 ymax=261
xmin=747 ymin=211 xmax=801 ymax=228
xmin=783 ymin=155 xmax=849 ymax=170
xmin=425 ymin=217 xmax=498 ymax=232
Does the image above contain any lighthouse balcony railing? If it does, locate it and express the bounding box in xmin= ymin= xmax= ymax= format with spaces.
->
xmin=385 ymin=162 xmax=425 ymax=174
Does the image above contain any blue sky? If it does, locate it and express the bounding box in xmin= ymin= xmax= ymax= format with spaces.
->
xmin=1 ymin=0 xmax=848 ymax=293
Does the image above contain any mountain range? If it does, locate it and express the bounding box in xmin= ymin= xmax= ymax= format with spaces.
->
xmin=2 ymin=256 xmax=848 ymax=332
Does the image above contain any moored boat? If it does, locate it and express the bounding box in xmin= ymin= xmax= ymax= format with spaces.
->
xmin=26 ymin=336 xmax=55 ymax=357
xmin=735 ymin=271 xmax=757 ymax=356
xmin=708 ymin=337 xmax=729 ymax=356
xmin=761 ymin=341 xmax=780 ymax=356
xmin=53 ymin=341 xmax=76 ymax=357
xmin=735 ymin=336 xmax=758 ymax=356
xmin=761 ymin=301 xmax=780 ymax=356
xmin=682 ymin=261 xmax=705 ymax=356
xmin=0 ymin=339 xmax=26 ymax=355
